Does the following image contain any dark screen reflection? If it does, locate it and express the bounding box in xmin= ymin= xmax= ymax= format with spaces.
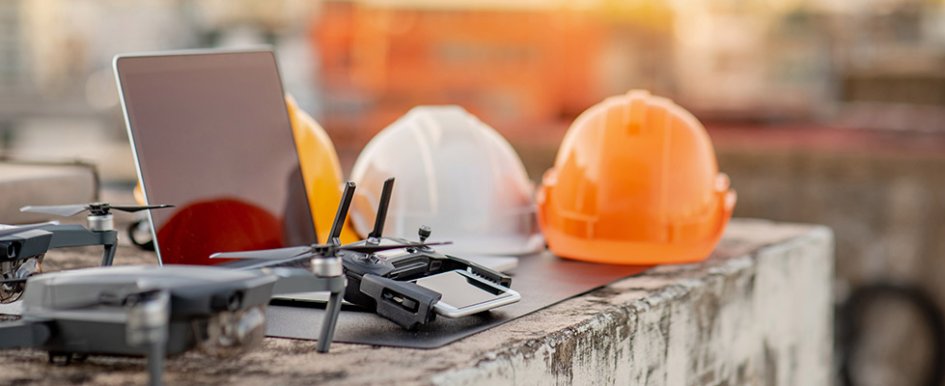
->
xmin=283 ymin=164 xmax=316 ymax=247
xmin=117 ymin=51 xmax=316 ymax=265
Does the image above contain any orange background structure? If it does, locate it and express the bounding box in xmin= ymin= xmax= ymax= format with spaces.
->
xmin=313 ymin=2 xmax=604 ymax=140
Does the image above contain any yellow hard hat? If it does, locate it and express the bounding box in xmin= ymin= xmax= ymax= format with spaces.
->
xmin=285 ymin=95 xmax=358 ymax=244
xmin=134 ymin=95 xmax=357 ymax=244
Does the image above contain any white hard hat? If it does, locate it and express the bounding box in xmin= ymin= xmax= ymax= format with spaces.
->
xmin=350 ymin=105 xmax=543 ymax=256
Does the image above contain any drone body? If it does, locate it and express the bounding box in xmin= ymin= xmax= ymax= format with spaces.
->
xmin=0 ymin=265 xmax=278 ymax=386
xmin=0 ymin=262 xmax=346 ymax=386
xmin=40 ymin=223 xmax=119 ymax=265
xmin=7 ymin=265 xmax=277 ymax=357
xmin=0 ymin=229 xmax=52 ymax=261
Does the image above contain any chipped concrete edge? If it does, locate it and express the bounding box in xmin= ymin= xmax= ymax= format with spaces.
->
xmin=431 ymin=225 xmax=835 ymax=386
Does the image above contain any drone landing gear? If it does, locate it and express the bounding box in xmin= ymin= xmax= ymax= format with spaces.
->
xmin=318 ymin=289 xmax=344 ymax=353
xmin=264 ymin=267 xmax=347 ymax=353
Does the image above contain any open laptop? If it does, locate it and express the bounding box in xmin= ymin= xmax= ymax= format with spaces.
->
xmin=115 ymin=49 xmax=317 ymax=267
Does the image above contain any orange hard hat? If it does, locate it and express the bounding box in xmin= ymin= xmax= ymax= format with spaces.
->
xmin=537 ymin=90 xmax=736 ymax=265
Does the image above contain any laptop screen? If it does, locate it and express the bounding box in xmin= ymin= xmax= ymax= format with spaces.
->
xmin=115 ymin=49 xmax=316 ymax=265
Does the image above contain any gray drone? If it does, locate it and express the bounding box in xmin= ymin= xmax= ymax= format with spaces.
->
xmin=0 ymin=203 xmax=172 ymax=303
xmin=0 ymin=260 xmax=349 ymax=386
xmin=0 ymin=191 xmax=446 ymax=386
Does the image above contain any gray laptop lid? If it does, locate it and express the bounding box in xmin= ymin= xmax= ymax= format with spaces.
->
xmin=115 ymin=49 xmax=316 ymax=265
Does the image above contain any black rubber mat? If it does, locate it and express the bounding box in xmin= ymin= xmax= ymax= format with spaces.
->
xmin=265 ymin=252 xmax=649 ymax=349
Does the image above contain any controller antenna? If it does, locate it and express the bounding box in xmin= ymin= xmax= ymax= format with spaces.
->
xmin=328 ymin=182 xmax=356 ymax=246
xmin=368 ymin=178 xmax=395 ymax=243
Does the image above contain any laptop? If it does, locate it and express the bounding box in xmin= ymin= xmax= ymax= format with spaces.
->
xmin=115 ymin=48 xmax=317 ymax=267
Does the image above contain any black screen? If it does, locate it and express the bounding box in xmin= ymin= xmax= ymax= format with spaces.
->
xmin=116 ymin=50 xmax=316 ymax=265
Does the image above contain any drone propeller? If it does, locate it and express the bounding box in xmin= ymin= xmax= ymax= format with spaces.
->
xmin=210 ymin=241 xmax=452 ymax=261
xmin=108 ymin=205 xmax=174 ymax=213
xmin=210 ymin=245 xmax=314 ymax=261
xmin=0 ymin=278 xmax=29 ymax=285
xmin=20 ymin=203 xmax=173 ymax=217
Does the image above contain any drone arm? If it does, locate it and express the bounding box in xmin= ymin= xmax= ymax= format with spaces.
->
xmin=44 ymin=224 xmax=117 ymax=250
xmin=0 ymin=320 xmax=51 ymax=349
xmin=266 ymin=268 xmax=346 ymax=295
xmin=40 ymin=224 xmax=118 ymax=267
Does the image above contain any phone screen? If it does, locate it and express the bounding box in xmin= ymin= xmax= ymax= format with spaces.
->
xmin=413 ymin=271 xmax=510 ymax=309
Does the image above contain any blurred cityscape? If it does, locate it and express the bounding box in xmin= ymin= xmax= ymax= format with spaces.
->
xmin=2 ymin=0 xmax=945 ymax=178
xmin=3 ymin=1 xmax=945 ymax=384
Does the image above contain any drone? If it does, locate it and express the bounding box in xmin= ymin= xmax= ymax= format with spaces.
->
xmin=0 ymin=261 xmax=349 ymax=386
xmin=0 ymin=203 xmax=172 ymax=303
xmin=214 ymin=179 xmax=519 ymax=330
xmin=0 ymin=265 xmax=293 ymax=386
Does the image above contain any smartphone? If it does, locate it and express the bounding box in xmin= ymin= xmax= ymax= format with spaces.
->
xmin=412 ymin=269 xmax=520 ymax=318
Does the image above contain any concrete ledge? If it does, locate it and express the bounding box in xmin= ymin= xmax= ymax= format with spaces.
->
xmin=0 ymin=219 xmax=833 ymax=386
xmin=435 ymin=221 xmax=833 ymax=385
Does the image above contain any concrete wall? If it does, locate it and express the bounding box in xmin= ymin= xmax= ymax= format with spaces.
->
xmin=434 ymin=222 xmax=833 ymax=386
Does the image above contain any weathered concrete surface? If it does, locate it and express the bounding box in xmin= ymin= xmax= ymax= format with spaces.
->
xmin=0 ymin=219 xmax=833 ymax=385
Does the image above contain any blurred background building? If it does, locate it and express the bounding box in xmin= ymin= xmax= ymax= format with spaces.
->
xmin=2 ymin=0 xmax=945 ymax=384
